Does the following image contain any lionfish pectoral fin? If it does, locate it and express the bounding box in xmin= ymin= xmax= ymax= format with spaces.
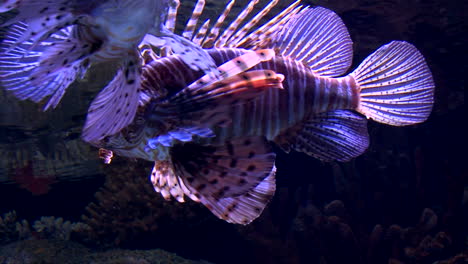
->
xmin=159 ymin=70 xmax=284 ymax=128
xmin=352 ymin=41 xmax=435 ymax=126
xmin=0 ymin=23 xmax=90 ymax=110
xmin=280 ymin=110 xmax=369 ymax=162
xmin=265 ymin=7 xmax=353 ymax=77
xmin=1 ymin=0 xmax=80 ymax=50
xmin=187 ymin=49 xmax=276 ymax=91
xmin=82 ymin=53 xmax=141 ymax=144
xmin=170 ymin=136 xmax=277 ymax=224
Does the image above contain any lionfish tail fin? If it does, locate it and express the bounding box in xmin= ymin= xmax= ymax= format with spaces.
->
xmin=352 ymin=41 xmax=435 ymax=126
xmin=170 ymin=137 xmax=277 ymax=224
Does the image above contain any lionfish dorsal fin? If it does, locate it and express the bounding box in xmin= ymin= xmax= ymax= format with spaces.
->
xmin=170 ymin=137 xmax=277 ymax=224
xmin=165 ymin=0 xmax=180 ymax=33
xmin=266 ymin=7 xmax=354 ymax=77
xmin=192 ymin=19 xmax=210 ymax=46
xmin=182 ymin=0 xmax=205 ymax=40
xmin=235 ymin=0 xmax=302 ymax=49
xmin=180 ymin=0 xmax=294 ymax=49
xmin=199 ymin=0 xmax=236 ymax=48
xmin=214 ymin=0 xmax=261 ymax=47
xmin=223 ymin=0 xmax=279 ymax=48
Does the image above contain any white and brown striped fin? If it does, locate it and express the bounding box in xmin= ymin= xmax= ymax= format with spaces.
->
xmin=200 ymin=0 xmax=236 ymax=48
xmin=188 ymin=49 xmax=276 ymax=91
xmin=165 ymin=0 xmax=180 ymax=33
xmin=353 ymin=41 xmax=435 ymax=126
xmin=225 ymin=0 xmax=279 ymax=47
xmin=283 ymin=110 xmax=369 ymax=162
xmin=214 ymin=0 xmax=261 ymax=47
xmin=181 ymin=0 xmax=294 ymax=49
xmin=236 ymin=0 xmax=302 ymax=49
xmin=150 ymin=160 xmax=200 ymax=203
xmin=266 ymin=6 xmax=353 ymax=77
xmin=192 ymin=19 xmax=210 ymax=46
xmin=170 ymin=137 xmax=276 ymax=224
xmin=182 ymin=0 xmax=205 ymax=40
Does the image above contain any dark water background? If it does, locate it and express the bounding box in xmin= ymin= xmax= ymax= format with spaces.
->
xmin=0 ymin=0 xmax=466 ymax=263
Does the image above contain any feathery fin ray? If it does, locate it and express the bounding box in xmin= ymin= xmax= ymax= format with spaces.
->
xmin=264 ymin=6 xmax=353 ymax=77
xmin=282 ymin=110 xmax=369 ymax=162
xmin=82 ymin=54 xmax=142 ymax=143
xmin=169 ymin=137 xmax=277 ymax=225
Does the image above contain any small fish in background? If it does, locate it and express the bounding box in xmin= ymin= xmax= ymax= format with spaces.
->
xmin=87 ymin=0 xmax=435 ymax=225
xmin=0 ymin=0 xmax=218 ymax=141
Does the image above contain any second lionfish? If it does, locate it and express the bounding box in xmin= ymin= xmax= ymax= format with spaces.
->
xmin=0 ymin=0 xmax=219 ymax=140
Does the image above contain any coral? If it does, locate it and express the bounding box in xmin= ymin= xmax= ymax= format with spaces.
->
xmin=237 ymin=180 xmax=465 ymax=264
xmin=0 ymin=211 xmax=30 ymax=245
xmin=81 ymin=160 xmax=209 ymax=247
xmin=32 ymin=216 xmax=93 ymax=242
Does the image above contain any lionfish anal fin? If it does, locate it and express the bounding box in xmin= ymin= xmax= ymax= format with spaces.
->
xmin=278 ymin=110 xmax=369 ymax=162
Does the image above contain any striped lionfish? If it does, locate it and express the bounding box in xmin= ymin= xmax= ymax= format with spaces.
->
xmin=0 ymin=0 xmax=219 ymax=141
xmin=87 ymin=0 xmax=435 ymax=224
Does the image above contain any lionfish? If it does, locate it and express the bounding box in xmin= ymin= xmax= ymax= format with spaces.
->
xmin=88 ymin=0 xmax=435 ymax=224
xmin=0 ymin=0 xmax=219 ymax=141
